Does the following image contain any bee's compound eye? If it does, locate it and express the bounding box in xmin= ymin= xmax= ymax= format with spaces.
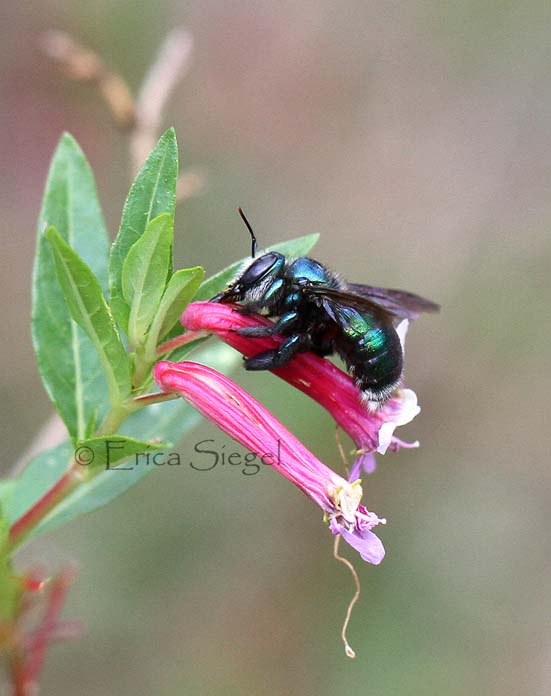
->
xmin=240 ymin=253 xmax=280 ymax=285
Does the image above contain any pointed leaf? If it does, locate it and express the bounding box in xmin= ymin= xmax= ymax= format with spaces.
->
xmin=147 ymin=266 xmax=204 ymax=347
xmin=194 ymin=233 xmax=320 ymax=301
xmin=46 ymin=227 xmax=131 ymax=406
xmin=33 ymin=133 xmax=110 ymax=440
xmin=110 ymin=128 xmax=178 ymax=332
xmin=122 ymin=213 xmax=174 ymax=347
xmin=73 ymin=435 xmax=168 ymax=473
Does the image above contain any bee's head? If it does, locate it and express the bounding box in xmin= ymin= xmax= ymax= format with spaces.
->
xmin=211 ymin=208 xmax=286 ymax=304
xmin=211 ymin=252 xmax=285 ymax=304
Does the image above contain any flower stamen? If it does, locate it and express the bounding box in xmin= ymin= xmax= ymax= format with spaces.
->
xmin=333 ymin=535 xmax=361 ymax=659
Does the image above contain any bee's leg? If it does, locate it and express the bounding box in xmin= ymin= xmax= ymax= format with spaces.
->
xmin=243 ymin=351 xmax=279 ymax=370
xmin=232 ymin=304 xmax=256 ymax=315
xmin=236 ymin=311 xmax=298 ymax=338
xmin=236 ymin=325 xmax=274 ymax=337
xmin=234 ymin=324 xmax=274 ymax=338
xmin=244 ymin=333 xmax=308 ymax=370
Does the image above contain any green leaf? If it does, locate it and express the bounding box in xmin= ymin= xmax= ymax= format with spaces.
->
xmin=9 ymin=343 xmax=240 ymax=542
xmin=147 ymin=266 xmax=204 ymax=347
xmin=122 ymin=213 xmax=174 ymax=347
xmin=32 ymin=133 xmax=110 ymax=441
xmin=110 ymin=129 xmax=178 ymax=332
xmin=194 ymin=233 xmax=320 ymax=301
xmin=45 ymin=227 xmax=131 ymax=406
xmin=74 ymin=435 xmax=168 ymax=472
xmin=132 ymin=264 xmax=205 ymax=390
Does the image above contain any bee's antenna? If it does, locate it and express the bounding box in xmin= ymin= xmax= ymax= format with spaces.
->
xmin=238 ymin=207 xmax=257 ymax=258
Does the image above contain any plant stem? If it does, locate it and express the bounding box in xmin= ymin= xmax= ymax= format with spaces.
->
xmin=132 ymin=391 xmax=179 ymax=406
xmin=131 ymin=346 xmax=150 ymax=390
xmin=156 ymin=329 xmax=207 ymax=356
xmin=95 ymin=404 xmax=132 ymax=437
xmin=8 ymin=645 xmax=27 ymax=696
xmin=8 ymin=468 xmax=83 ymax=551
xmin=23 ymin=568 xmax=75 ymax=686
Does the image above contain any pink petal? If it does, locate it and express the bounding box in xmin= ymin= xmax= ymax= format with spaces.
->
xmin=330 ymin=518 xmax=385 ymax=564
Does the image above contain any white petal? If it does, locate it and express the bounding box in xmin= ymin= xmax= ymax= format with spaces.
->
xmin=396 ymin=319 xmax=409 ymax=353
xmin=390 ymin=388 xmax=421 ymax=426
xmin=377 ymin=422 xmax=397 ymax=454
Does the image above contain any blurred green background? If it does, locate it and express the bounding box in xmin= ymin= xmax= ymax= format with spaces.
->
xmin=1 ymin=1 xmax=550 ymax=694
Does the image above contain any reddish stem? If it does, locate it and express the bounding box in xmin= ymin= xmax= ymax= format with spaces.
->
xmin=132 ymin=391 xmax=179 ymax=406
xmin=9 ymin=650 xmax=26 ymax=696
xmin=23 ymin=568 xmax=76 ymax=686
xmin=156 ymin=329 xmax=207 ymax=355
xmin=9 ymin=468 xmax=82 ymax=549
xmin=9 ymin=568 xmax=76 ymax=694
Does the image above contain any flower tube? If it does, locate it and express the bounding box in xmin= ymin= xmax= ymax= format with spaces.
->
xmin=153 ymin=360 xmax=385 ymax=564
xmin=182 ymin=302 xmax=420 ymax=475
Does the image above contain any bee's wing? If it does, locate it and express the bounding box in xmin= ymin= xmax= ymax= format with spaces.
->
xmin=315 ymin=295 xmax=387 ymax=330
xmin=304 ymin=283 xmax=438 ymax=321
xmin=347 ymin=284 xmax=439 ymax=319
xmin=303 ymin=286 xmax=392 ymax=320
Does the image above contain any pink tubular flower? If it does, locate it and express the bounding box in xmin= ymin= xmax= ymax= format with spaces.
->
xmin=182 ymin=302 xmax=420 ymax=476
xmin=153 ymin=360 xmax=386 ymax=564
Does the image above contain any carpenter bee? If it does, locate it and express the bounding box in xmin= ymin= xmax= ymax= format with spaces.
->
xmin=211 ymin=209 xmax=439 ymax=407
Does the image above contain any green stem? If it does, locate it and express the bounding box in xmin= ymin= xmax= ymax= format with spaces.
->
xmin=132 ymin=355 xmax=152 ymax=391
xmin=95 ymin=403 xmax=132 ymax=437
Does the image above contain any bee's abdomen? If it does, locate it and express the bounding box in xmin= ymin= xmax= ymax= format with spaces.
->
xmin=337 ymin=323 xmax=403 ymax=403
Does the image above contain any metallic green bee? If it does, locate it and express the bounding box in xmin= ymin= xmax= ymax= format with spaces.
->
xmin=212 ymin=210 xmax=439 ymax=406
